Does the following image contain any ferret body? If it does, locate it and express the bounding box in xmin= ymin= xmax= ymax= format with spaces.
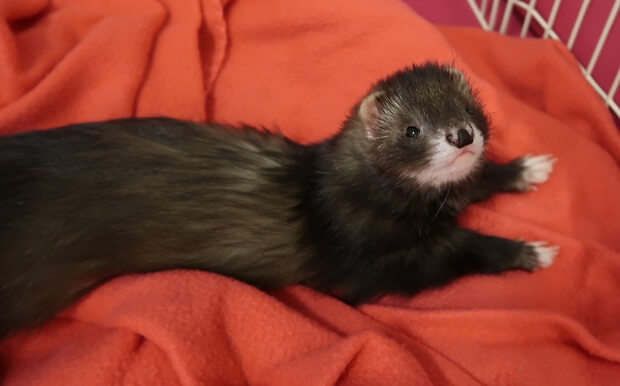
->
xmin=0 ymin=63 xmax=558 ymax=338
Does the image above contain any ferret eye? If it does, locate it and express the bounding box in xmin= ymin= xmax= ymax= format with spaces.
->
xmin=465 ymin=106 xmax=474 ymax=115
xmin=405 ymin=126 xmax=420 ymax=138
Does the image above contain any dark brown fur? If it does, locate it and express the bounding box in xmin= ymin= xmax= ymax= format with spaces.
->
xmin=0 ymin=63 xmax=551 ymax=338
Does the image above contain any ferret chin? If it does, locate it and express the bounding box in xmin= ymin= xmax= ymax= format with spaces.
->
xmin=0 ymin=61 xmax=558 ymax=338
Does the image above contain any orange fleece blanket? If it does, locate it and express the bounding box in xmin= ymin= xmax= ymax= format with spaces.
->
xmin=1 ymin=0 xmax=619 ymax=384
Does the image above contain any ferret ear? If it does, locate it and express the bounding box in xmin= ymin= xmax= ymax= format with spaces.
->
xmin=359 ymin=91 xmax=384 ymax=140
xmin=447 ymin=67 xmax=472 ymax=94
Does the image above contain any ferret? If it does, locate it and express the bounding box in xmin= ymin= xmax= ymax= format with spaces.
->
xmin=0 ymin=62 xmax=558 ymax=338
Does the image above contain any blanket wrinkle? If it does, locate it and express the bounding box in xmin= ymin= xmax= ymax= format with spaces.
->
xmin=367 ymin=307 xmax=620 ymax=364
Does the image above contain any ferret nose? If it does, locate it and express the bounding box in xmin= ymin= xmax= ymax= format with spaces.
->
xmin=446 ymin=128 xmax=474 ymax=148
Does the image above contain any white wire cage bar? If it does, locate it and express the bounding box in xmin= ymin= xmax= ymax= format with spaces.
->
xmin=466 ymin=0 xmax=620 ymax=118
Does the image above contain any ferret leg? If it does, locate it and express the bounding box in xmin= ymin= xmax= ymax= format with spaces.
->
xmin=471 ymin=155 xmax=556 ymax=202
xmin=335 ymin=229 xmax=558 ymax=304
xmin=455 ymin=229 xmax=558 ymax=273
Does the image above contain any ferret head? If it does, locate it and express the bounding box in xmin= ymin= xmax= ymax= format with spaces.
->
xmin=356 ymin=63 xmax=489 ymax=188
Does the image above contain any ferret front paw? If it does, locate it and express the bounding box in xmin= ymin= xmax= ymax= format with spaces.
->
xmin=517 ymin=241 xmax=559 ymax=271
xmin=513 ymin=154 xmax=556 ymax=191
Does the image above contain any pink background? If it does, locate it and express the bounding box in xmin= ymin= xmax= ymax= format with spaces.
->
xmin=404 ymin=0 xmax=619 ymax=107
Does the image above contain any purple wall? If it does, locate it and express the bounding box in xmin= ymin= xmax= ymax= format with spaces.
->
xmin=403 ymin=0 xmax=619 ymax=106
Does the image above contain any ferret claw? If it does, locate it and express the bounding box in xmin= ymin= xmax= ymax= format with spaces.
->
xmin=526 ymin=241 xmax=559 ymax=269
xmin=516 ymin=154 xmax=556 ymax=191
